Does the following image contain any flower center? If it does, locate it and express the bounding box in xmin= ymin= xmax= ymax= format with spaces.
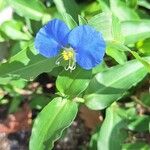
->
xmin=56 ymin=47 xmax=76 ymax=71
xmin=62 ymin=50 xmax=74 ymax=61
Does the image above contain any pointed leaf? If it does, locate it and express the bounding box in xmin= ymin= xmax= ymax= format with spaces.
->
xmin=56 ymin=67 xmax=92 ymax=97
xmin=29 ymin=97 xmax=78 ymax=150
xmin=97 ymin=104 xmax=127 ymax=150
xmin=84 ymin=58 xmax=149 ymax=110
xmin=63 ymin=13 xmax=77 ymax=29
xmin=53 ymin=0 xmax=79 ymax=21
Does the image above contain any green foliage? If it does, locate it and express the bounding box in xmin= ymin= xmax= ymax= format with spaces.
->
xmin=109 ymin=0 xmax=140 ymax=21
xmin=97 ymin=104 xmax=128 ymax=150
xmin=7 ymin=0 xmax=48 ymax=21
xmin=123 ymin=141 xmax=150 ymax=150
xmin=84 ymin=58 xmax=149 ymax=110
xmin=0 ymin=20 xmax=32 ymax=40
xmin=0 ymin=44 xmax=56 ymax=83
xmin=62 ymin=13 xmax=77 ymax=29
xmin=128 ymin=115 xmax=150 ymax=132
xmin=56 ymin=67 xmax=92 ymax=98
xmin=0 ymin=0 xmax=150 ymax=149
xmin=88 ymin=12 xmax=124 ymax=43
xmin=53 ymin=0 xmax=79 ymax=21
xmin=121 ymin=20 xmax=150 ymax=44
xmin=29 ymin=97 xmax=78 ymax=150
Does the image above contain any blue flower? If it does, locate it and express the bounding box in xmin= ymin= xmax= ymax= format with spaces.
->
xmin=35 ymin=19 xmax=106 ymax=70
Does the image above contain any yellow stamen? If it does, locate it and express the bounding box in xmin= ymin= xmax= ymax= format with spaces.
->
xmin=56 ymin=48 xmax=76 ymax=71
xmin=62 ymin=50 xmax=74 ymax=61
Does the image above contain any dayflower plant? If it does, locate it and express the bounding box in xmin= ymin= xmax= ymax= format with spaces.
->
xmin=35 ymin=19 xmax=106 ymax=71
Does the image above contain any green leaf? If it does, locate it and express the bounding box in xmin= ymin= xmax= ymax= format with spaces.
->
xmin=62 ymin=13 xmax=77 ymax=29
xmin=7 ymin=0 xmax=48 ymax=21
xmin=89 ymin=129 xmax=99 ymax=150
xmin=10 ymin=41 xmax=29 ymax=56
xmin=140 ymin=93 xmax=150 ymax=107
xmin=126 ymin=0 xmax=138 ymax=8
xmin=0 ymin=43 xmax=56 ymax=84
xmin=9 ymin=96 xmax=23 ymax=113
xmin=88 ymin=12 xmax=124 ymax=43
xmin=137 ymin=38 xmax=150 ymax=55
xmin=56 ymin=67 xmax=92 ymax=97
xmin=78 ymin=15 xmax=87 ymax=25
xmin=0 ymin=20 xmax=31 ymax=40
xmin=92 ymin=62 xmax=108 ymax=75
xmin=138 ymin=0 xmax=150 ymax=9
xmin=97 ymin=0 xmax=110 ymax=12
xmin=130 ymin=51 xmax=150 ymax=72
xmin=128 ymin=115 xmax=150 ymax=132
xmin=0 ymin=31 xmax=5 ymax=42
xmin=109 ymin=0 xmax=139 ymax=21
xmin=29 ymin=97 xmax=78 ymax=150
xmin=84 ymin=58 xmax=149 ymax=110
xmin=122 ymin=141 xmax=150 ymax=150
xmin=29 ymin=95 xmax=50 ymax=110
xmin=106 ymin=42 xmax=127 ymax=64
xmin=97 ymin=104 xmax=127 ymax=150
xmin=106 ymin=41 xmax=131 ymax=64
xmin=53 ymin=0 xmax=79 ymax=21
xmin=82 ymin=1 xmax=101 ymax=16
xmin=121 ymin=20 xmax=150 ymax=44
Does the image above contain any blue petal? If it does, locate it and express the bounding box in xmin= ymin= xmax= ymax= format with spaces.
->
xmin=68 ymin=25 xmax=106 ymax=70
xmin=35 ymin=19 xmax=70 ymax=58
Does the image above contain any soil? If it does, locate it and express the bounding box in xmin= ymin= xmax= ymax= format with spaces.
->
xmin=0 ymin=114 xmax=91 ymax=150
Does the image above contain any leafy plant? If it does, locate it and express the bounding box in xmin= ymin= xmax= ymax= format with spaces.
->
xmin=0 ymin=0 xmax=150 ymax=149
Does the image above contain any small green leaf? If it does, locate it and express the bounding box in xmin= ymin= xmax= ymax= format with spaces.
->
xmin=126 ymin=0 xmax=138 ymax=8
xmin=8 ymin=0 xmax=48 ymax=21
xmin=130 ymin=51 xmax=150 ymax=72
xmin=9 ymin=96 xmax=23 ymax=113
xmin=137 ymin=38 xmax=150 ymax=55
xmin=56 ymin=67 xmax=92 ymax=97
xmin=140 ymin=93 xmax=150 ymax=107
xmin=122 ymin=141 xmax=150 ymax=150
xmin=29 ymin=95 xmax=50 ymax=110
xmin=53 ymin=0 xmax=79 ymax=21
xmin=29 ymin=97 xmax=78 ymax=150
xmin=63 ymin=13 xmax=77 ymax=29
xmin=97 ymin=104 xmax=127 ymax=150
xmin=128 ymin=115 xmax=150 ymax=132
xmin=97 ymin=0 xmax=110 ymax=12
xmin=0 ymin=20 xmax=31 ymax=40
xmin=106 ymin=42 xmax=127 ymax=64
xmin=84 ymin=58 xmax=149 ymax=110
xmin=138 ymin=0 xmax=150 ymax=9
